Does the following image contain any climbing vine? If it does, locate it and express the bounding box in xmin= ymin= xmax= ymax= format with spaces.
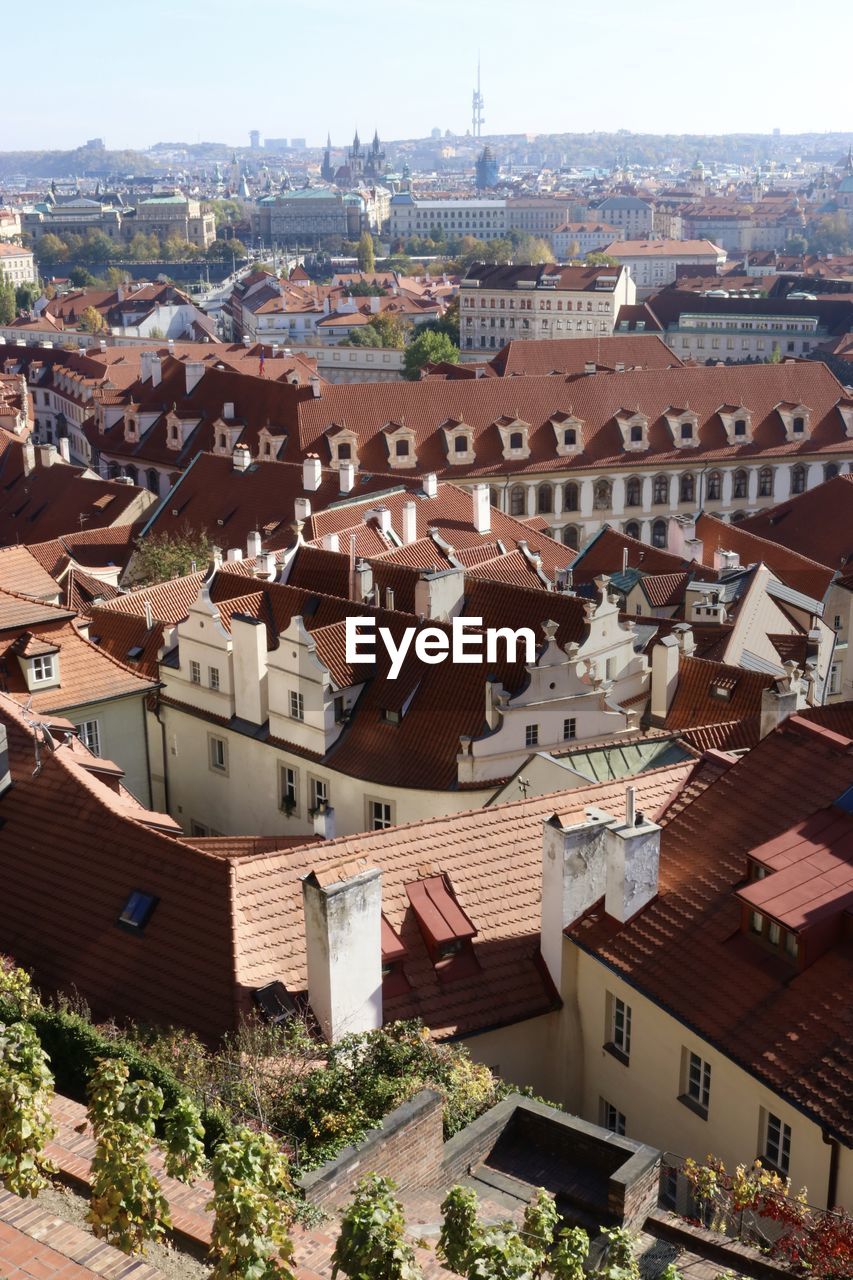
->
xmin=207 ymin=1127 xmax=296 ymax=1280
xmin=0 ymin=1019 xmax=57 ymax=1196
xmin=332 ymin=1174 xmax=422 ymax=1280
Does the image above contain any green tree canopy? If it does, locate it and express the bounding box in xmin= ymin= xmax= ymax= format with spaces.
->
xmin=403 ymin=329 xmax=460 ymax=379
xmin=80 ymin=305 xmax=106 ymax=333
xmin=130 ymin=529 xmax=213 ymax=585
xmin=0 ymin=275 xmax=16 ymax=324
xmin=357 ymin=231 xmax=376 ymax=272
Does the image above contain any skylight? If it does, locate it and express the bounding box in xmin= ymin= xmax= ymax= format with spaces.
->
xmin=118 ymin=890 xmax=157 ymax=932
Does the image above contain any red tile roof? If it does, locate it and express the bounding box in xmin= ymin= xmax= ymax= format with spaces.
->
xmin=0 ymin=546 xmax=62 ymax=600
xmin=0 ymin=460 xmax=150 ymax=546
xmin=572 ymin=525 xmax=688 ymax=585
xmin=440 ymin=335 xmax=684 ymax=378
xmin=696 ymin=514 xmax=835 ymax=602
xmin=737 ymin=806 xmax=853 ymax=931
xmin=569 ymin=712 xmax=853 ymax=1143
xmin=663 ymin=654 xmax=776 ymax=735
xmin=739 ymin=474 xmax=853 ymax=576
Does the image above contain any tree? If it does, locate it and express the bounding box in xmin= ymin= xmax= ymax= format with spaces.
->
xmin=0 ymin=1020 xmax=57 ymax=1197
xmin=162 ymin=1094 xmax=206 ymax=1183
xmin=0 ymin=274 xmax=16 ymax=325
xmin=208 ymin=1128 xmax=295 ymax=1280
xmin=128 ymin=233 xmax=155 ymax=261
xmin=70 ymin=266 xmax=96 ymax=288
xmin=86 ymin=1056 xmax=171 ymax=1254
xmin=511 ymin=235 xmax=555 ymax=265
xmin=332 ymin=1175 xmax=421 ymax=1280
xmin=368 ymin=312 xmax=408 ymax=349
xmin=207 ymin=238 xmax=246 ymax=261
xmin=36 ymin=233 xmax=68 ymax=267
xmin=130 ymin=528 xmax=213 ymax=585
xmin=15 ymin=281 xmax=41 ymax=313
xmin=403 ymin=329 xmax=459 ymax=379
xmin=84 ymin=231 xmax=115 ymax=264
xmin=105 ymin=266 xmax=130 ymax=290
xmin=358 ymin=231 xmax=376 ymax=272
xmin=586 ymin=252 xmax=620 ymax=266
xmin=420 ymin=297 xmax=459 ymax=345
xmin=80 ymin=305 xmax=106 ymax=334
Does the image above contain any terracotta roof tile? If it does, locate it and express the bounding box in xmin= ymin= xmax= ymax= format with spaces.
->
xmin=664 ymin=654 xmax=775 ymax=734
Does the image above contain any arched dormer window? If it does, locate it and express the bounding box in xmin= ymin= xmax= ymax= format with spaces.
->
xmin=777 ymin=402 xmax=811 ymax=443
xmin=326 ymin=422 xmax=359 ymax=470
xmin=615 ymin=409 xmax=649 ymax=452
xmin=494 ymin=415 xmax=530 ymax=461
xmin=441 ymin=417 xmax=475 ymax=465
xmin=550 ymin=411 xmax=584 ymax=457
xmin=664 ymin=407 xmax=699 ymax=448
xmin=382 ymin=420 xmax=416 ymax=470
xmin=718 ymin=405 xmax=753 ymax=446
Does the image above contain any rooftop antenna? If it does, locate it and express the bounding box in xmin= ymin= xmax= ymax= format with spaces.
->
xmin=472 ymin=55 xmax=484 ymax=139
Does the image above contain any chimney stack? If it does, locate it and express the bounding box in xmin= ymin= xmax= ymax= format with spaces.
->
xmin=254 ymin=551 xmax=276 ymax=579
xmin=366 ymin=506 xmax=391 ymax=536
xmin=246 ymin=529 xmax=262 ymax=559
xmin=231 ymin=614 xmax=269 ymax=725
xmin=185 ymin=361 xmax=204 ymax=394
xmin=339 ymin=461 xmax=355 ymax=494
xmin=472 ymin=483 xmax=491 ymax=534
xmin=650 ymin=635 xmax=680 ymax=723
xmin=302 ymin=858 xmax=383 ymax=1043
xmin=323 ymin=532 xmax=340 ymax=551
xmin=584 ymin=361 xmax=596 ymax=374
xmin=226 ymin=547 xmax=243 ymax=562
xmin=308 ymin=374 xmax=321 ymax=398
xmin=401 ymin=500 xmax=417 ymax=545
xmin=150 ymin=355 xmax=162 ymax=387
xmin=23 ymin=439 xmax=35 ymax=476
xmin=36 ymin=443 xmax=57 ymax=468
xmin=294 ymin=496 xmax=312 ymax=524
xmin=423 ymin=472 xmax=437 ymax=498
xmin=58 ymin=437 xmax=71 ymax=463
xmin=232 ymin=443 xmax=251 ymax=472
xmin=303 ymin=454 xmax=322 ymax=492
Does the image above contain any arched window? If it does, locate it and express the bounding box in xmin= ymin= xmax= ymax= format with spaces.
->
xmin=733 ymin=469 xmax=748 ymax=499
xmin=706 ymin=471 xmax=722 ymax=501
xmin=791 ymin=465 xmax=807 ymax=495
xmin=489 ymin=487 xmax=499 ymax=508
xmin=731 ymin=510 xmax=747 ymax=523
xmin=510 ymin=485 xmax=526 ymax=517
xmin=593 ymin=478 xmax=612 ymax=510
xmin=758 ymin=467 xmax=773 ymax=498
xmin=454 ymin=434 xmax=468 ymax=453
xmin=824 ymin=462 xmax=840 ymax=481
xmin=653 ymin=474 xmax=669 ymax=505
xmin=563 ymin=427 xmax=576 ymax=447
xmin=509 ymin=431 xmax=523 ymax=450
xmin=146 ymin=468 xmax=159 ymax=495
xmin=563 ymin=481 xmax=578 ymax=512
xmin=124 ymin=464 xmax=138 ymax=485
xmin=624 ymin=521 xmax=641 ymax=540
xmin=537 ymin=484 xmax=553 ymax=514
xmin=107 ymin=461 xmax=120 ymax=480
xmin=679 ymin=473 xmax=695 ymax=503
xmin=338 ymin=442 xmax=352 ymax=460
xmin=562 ymin=525 xmax=579 ymax=550
xmin=218 ymin=433 xmax=226 ymax=450
xmin=625 ymin=477 xmax=641 ymax=507
xmin=651 ymin=519 xmax=667 ymax=548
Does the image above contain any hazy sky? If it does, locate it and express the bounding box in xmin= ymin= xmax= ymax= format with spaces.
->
xmin=6 ymin=0 xmax=852 ymax=150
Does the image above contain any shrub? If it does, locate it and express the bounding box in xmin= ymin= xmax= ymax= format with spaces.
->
xmin=332 ymin=1174 xmax=421 ymax=1280
xmin=208 ymin=1127 xmax=295 ymax=1280
xmin=550 ymin=1227 xmax=589 ymax=1280
xmin=0 ymin=1020 xmax=57 ymax=1196
xmin=439 ymin=1185 xmax=481 ymax=1274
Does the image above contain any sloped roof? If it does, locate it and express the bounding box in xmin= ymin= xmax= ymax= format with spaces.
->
xmin=663 ymin=653 xmax=776 ymax=735
xmin=696 ymin=513 xmax=835 ymax=601
xmin=739 ymin=473 xmax=853 ymax=577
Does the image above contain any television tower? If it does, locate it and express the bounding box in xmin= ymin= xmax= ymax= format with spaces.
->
xmin=472 ymin=57 xmax=484 ymax=138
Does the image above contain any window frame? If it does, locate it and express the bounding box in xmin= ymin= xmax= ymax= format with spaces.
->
xmin=605 ymin=992 xmax=632 ymax=1064
xmin=525 ymin=723 xmax=539 ymax=749
xmin=308 ymin=775 xmax=329 ymax=815
xmin=189 ymin=659 xmax=201 ymax=685
xmin=31 ymin=654 xmax=56 ymax=683
xmin=762 ymin=1110 xmax=792 ymax=1176
xmin=600 ymin=1097 xmax=626 ymax=1135
xmin=367 ymin=798 xmax=393 ymax=830
xmin=208 ymin=665 xmax=220 ymax=691
xmin=279 ymin=762 xmax=299 ymax=814
xmin=679 ymin=1048 xmax=711 ymax=1119
xmin=290 ymin=690 xmax=305 ymax=722
xmin=79 ymin=719 xmax=101 ymax=756
xmin=208 ymin=734 xmax=228 ymax=774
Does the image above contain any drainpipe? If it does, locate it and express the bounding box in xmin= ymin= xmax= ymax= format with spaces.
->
xmin=823 ymin=1131 xmax=840 ymax=1210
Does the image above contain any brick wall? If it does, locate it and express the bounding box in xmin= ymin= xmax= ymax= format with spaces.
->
xmin=299 ymin=1089 xmax=445 ymax=1209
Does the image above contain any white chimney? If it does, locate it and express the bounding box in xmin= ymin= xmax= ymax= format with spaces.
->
xmin=401 ymin=500 xmax=417 ymax=545
xmin=423 ymin=472 xmax=437 ymax=498
xmin=231 ymin=614 xmax=268 ymax=725
xmin=232 ymin=444 xmax=251 ymax=472
xmin=366 ymin=506 xmax=391 ymax=536
xmin=302 ymin=858 xmax=383 ymax=1043
xmin=650 ymin=635 xmax=680 ymax=723
xmin=242 ymin=334 xmax=251 ymax=346
xmin=23 ymin=439 xmax=35 ymax=476
xmin=223 ymin=401 xmax=235 ymax=420
xmin=308 ymin=374 xmax=321 ymax=398
xmin=295 ymin=496 xmax=312 ymax=523
xmin=472 ymin=483 xmax=491 ymax=534
xmin=254 ymin=551 xmax=276 ymax=579
xmin=540 ymin=803 xmax=661 ymax=990
xmin=167 ymin=339 xmax=175 ymax=355
xmin=246 ymin=530 xmax=262 ymax=559
xmin=303 ymin=454 xmax=322 ymax=491
xmin=58 ymin=437 xmax=71 ymax=463
xmin=323 ymin=532 xmax=340 ymax=551
xmin=584 ymin=361 xmax=596 ymax=374
xmin=36 ymin=443 xmax=56 ymax=468
xmin=150 ymin=355 xmax=162 ymax=387
xmin=139 ymin=350 xmax=152 ymax=382
xmin=718 ymin=549 xmax=740 ymax=572
xmin=185 ymin=361 xmax=204 ymax=394
xmin=226 ymin=547 xmax=243 ymax=562
xmin=143 ymin=600 xmax=154 ymax=630
xmin=339 ymin=461 xmax=355 ymax=494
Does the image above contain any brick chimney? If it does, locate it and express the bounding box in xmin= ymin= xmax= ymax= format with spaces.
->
xmin=472 ymin=483 xmax=491 ymax=535
xmin=650 ymin=634 xmax=679 ymax=724
xmin=540 ymin=792 xmax=661 ymax=990
xmin=302 ymin=858 xmax=383 ymax=1042
xmin=303 ymin=454 xmax=322 ymax=492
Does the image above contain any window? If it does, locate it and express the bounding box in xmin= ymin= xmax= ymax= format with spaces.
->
xmin=279 ymin=764 xmax=298 ymax=813
xmin=593 ymin=479 xmax=612 ymax=511
xmin=679 ymin=473 xmax=695 ymax=503
xmin=681 ymin=1050 xmax=711 ymax=1116
xmin=310 ymin=776 xmax=329 ymax=813
xmin=79 ymin=720 xmax=101 ymax=756
xmin=791 ymin=465 xmax=806 ymax=495
xmin=828 ymin=663 xmax=841 ymax=696
xmin=763 ymin=1112 xmax=791 ymax=1175
xmin=190 ymin=660 xmax=201 ymax=685
xmin=734 ymin=419 xmax=747 ymax=437
xmin=509 ymin=431 xmax=523 ymax=450
xmin=758 ymin=467 xmax=773 ymax=498
xmin=208 ymin=666 xmax=220 ymax=690
xmin=370 ymin=800 xmax=392 ymax=830
xmin=706 ymin=471 xmax=721 ymax=501
xmin=537 ymin=484 xmax=553 ymax=514
xmin=562 ymin=525 xmax=579 ymax=550
xmin=563 ymin=717 xmax=576 ymax=741
xmin=624 ymin=521 xmax=640 ymax=539
xmin=792 ymin=416 xmax=805 ymax=434
xmin=454 ymin=434 xmax=468 ymax=453
xmin=733 ymin=469 xmax=748 ymax=499
xmin=563 ymin=428 xmax=576 ymax=447
xmin=651 ymin=519 xmax=667 ymax=548
xmin=629 ymin=424 xmax=643 ymax=443
xmin=607 ymin=993 xmax=632 ymax=1060
xmin=118 ymin=890 xmax=158 ymax=932
xmin=600 ymin=1098 xmax=626 ymax=1136
xmin=525 ymin=724 xmax=539 ymax=748
xmin=564 ymin=482 xmax=578 ymax=511
xmin=31 ymin=655 xmax=55 ymax=683
xmin=625 ymin=477 xmax=641 ymax=507
xmin=290 ymin=691 xmax=304 ymax=721
xmin=395 ymin=439 xmax=409 ymax=457
xmin=209 ymin=735 xmax=227 ymax=773
xmin=653 ymin=474 xmax=669 ymax=505
xmin=824 ymin=462 xmax=840 ymax=482
xmin=510 ymin=485 xmax=526 ymax=517
xmin=338 ymin=442 xmax=352 ymax=460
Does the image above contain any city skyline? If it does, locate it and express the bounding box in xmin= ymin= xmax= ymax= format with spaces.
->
xmin=4 ymin=0 xmax=852 ymax=152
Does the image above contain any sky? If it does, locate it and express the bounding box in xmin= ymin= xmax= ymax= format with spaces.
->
xmin=5 ymin=0 xmax=852 ymax=151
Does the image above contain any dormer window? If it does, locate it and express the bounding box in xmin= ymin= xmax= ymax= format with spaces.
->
xmin=494 ymin=415 xmax=530 ymax=461
xmin=510 ymin=431 xmax=523 ymax=449
xmin=125 ymin=416 xmax=139 ymax=442
xmin=382 ymin=420 xmax=416 ymax=470
xmin=405 ymin=873 xmax=479 ymax=982
xmin=776 ymin=402 xmax=812 ymax=444
xmin=326 ymin=423 xmax=359 ymax=471
xmin=441 ymin=419 xmax=475 ymax=465
xmin=665 ymin=408 xmax=699 ymax=449
xmin=381 ymin=914 xmax=409 ymax=996
xmin=550 ymin=411 xmax=584 ymax=457
xmin=32 ymin=654 xmax=55 ymax=683
xmin=616 ymin=409 xmax=649 ymax=452
xmin=339 ymin=442 xmax=352 ymax=459
xmin=718 ymin=405 xmax=753 ymax=446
